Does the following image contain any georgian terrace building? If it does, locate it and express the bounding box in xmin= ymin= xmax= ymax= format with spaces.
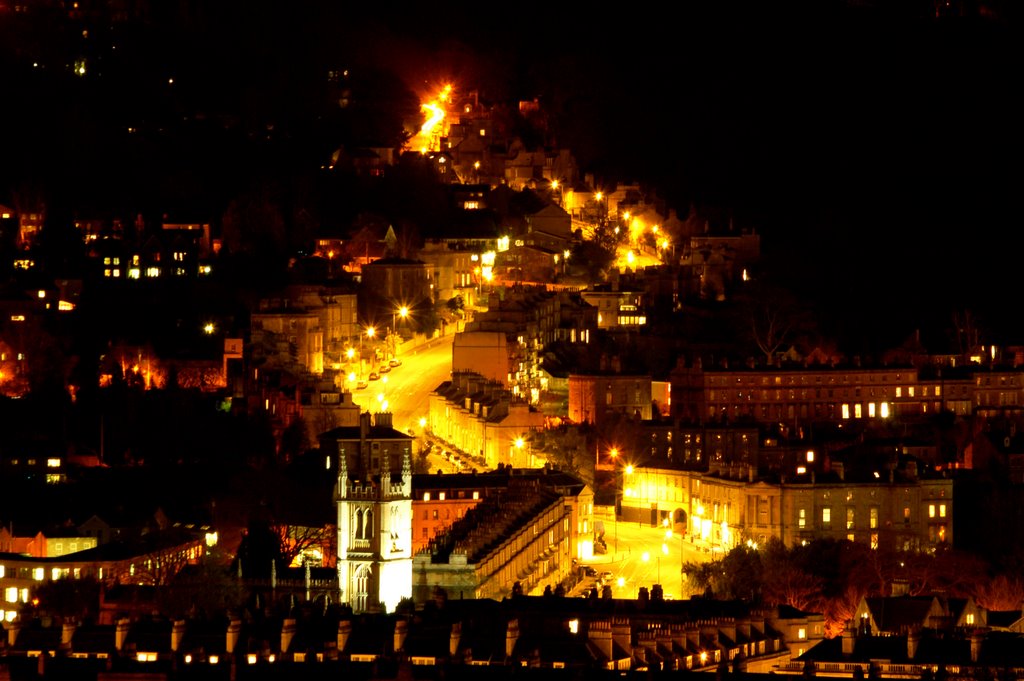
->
xmin=668 ymin=361 xmax=1000 ymax=425
xmin=618 ymin=460 xmax=952 ymax=554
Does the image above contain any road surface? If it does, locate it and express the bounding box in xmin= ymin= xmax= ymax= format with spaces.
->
xmin=349 ymin=334 xmax=453 ymax=436
xmin=576 ymin=518 xmax=715 ymax=601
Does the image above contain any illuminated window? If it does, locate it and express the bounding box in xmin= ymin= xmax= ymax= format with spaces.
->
xmin=847 ymin=533 xmax=855 ymax=542
xmin=797 ymin=627 xmax=807 ymax=640
xmin=0 ymin=566 xmax=4 ymax=578
xmin=966 ymin=613 xmax=974 ymax=625
xmin=880 ymin=402 xmax=890 ymax=418
xmin=847 ymin=507 xmax=855 ymax=530
xmin=903 ymin=507 xmax=911 ymax=524
xmin=10 ymin=315 xmax=24 ymax=322
xmin=854 ymin=403 xmax=863 ymax=419
xmin=870 ymin=507 xmax=878 ymax=529
xmin=822 ymin=508 xmax=831 ymax=526
xmin=935 ymin=385 xmax=942 ymax=396
xmin=33 ymin=567 xmax=44 ymax=581
xmin=868 ymin=402 xmax=876 ymax=417
xmin=870 ymin=533 xmax=879 ymax=550
xmin=4 ymin=588 xmax=16 ymax=603
xmin=929 ymin=504 xmax=936 ymax=518
xmin=46 ymin=458 xmax=61 ymax=468
xmin=939 ymin=504 xmax=946 ymax=518
xmin=806 ymin=451 xmax=815 ymax=463
xmin=439 ymin=492 xmax=446 ymax=501
xmin=423 ymin=493 xmax=430 ymax=502
xmin=37 ymin=290 xmax=45 ymax=298
xmin=841 ymin=404 xmax=850 ymax=419
xmin=472 ymin=491 xmax=479 ymax=500
xmin=908 ymin=386 xmax=915 ymax=397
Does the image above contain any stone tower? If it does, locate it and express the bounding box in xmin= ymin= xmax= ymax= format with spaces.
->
xmin=326 ymin=411 xmax=413 ymax=613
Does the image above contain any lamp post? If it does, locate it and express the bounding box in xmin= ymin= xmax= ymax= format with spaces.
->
xmin=391 ymin=306 xmax=409 ymax=361
xmin=609 ymin=447 xmax=620 ymax=557
xmin=364 ymin=326 xmax=376 ymax=373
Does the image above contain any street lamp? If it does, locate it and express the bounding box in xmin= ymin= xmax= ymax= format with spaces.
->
xmin=609 ymin=447 xmax=620 ymax=556
xmin=391 ymin=306 xmax=409 ymax=361
xmin=362 ymin=326 xmax=376 ymax=376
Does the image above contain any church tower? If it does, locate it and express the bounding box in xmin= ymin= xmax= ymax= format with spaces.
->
xmin=324 ymin=411 xmax=413 ymax=613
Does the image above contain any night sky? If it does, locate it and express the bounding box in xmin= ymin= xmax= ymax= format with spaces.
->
xmin=1 ymin=0 xmax=1021 ymax=347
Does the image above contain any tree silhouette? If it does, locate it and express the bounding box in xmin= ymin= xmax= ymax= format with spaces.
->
xmin=731 ymin=278 xmax=815 ymax=365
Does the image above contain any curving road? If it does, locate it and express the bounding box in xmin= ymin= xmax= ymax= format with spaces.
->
xmin=349 ymin=334 xmax=453 ymax=437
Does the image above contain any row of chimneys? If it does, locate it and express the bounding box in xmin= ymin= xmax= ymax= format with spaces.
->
xmin=8 ymin=613 xmax=781 ymax=666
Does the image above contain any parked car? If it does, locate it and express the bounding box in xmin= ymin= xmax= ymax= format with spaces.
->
xmin=368 ymin=371 xmax=380 ymax=381
xmin=389 ymin=358 xmax=402 ymax=367
xmin=356 ymin=380 xmax=368 ymax=390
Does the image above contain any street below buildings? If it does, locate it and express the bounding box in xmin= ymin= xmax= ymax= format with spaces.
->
xmin=348 ymin=333 xmax=453 ymax=438
xmin=576 ymin=517 xmax=714 ymax=601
